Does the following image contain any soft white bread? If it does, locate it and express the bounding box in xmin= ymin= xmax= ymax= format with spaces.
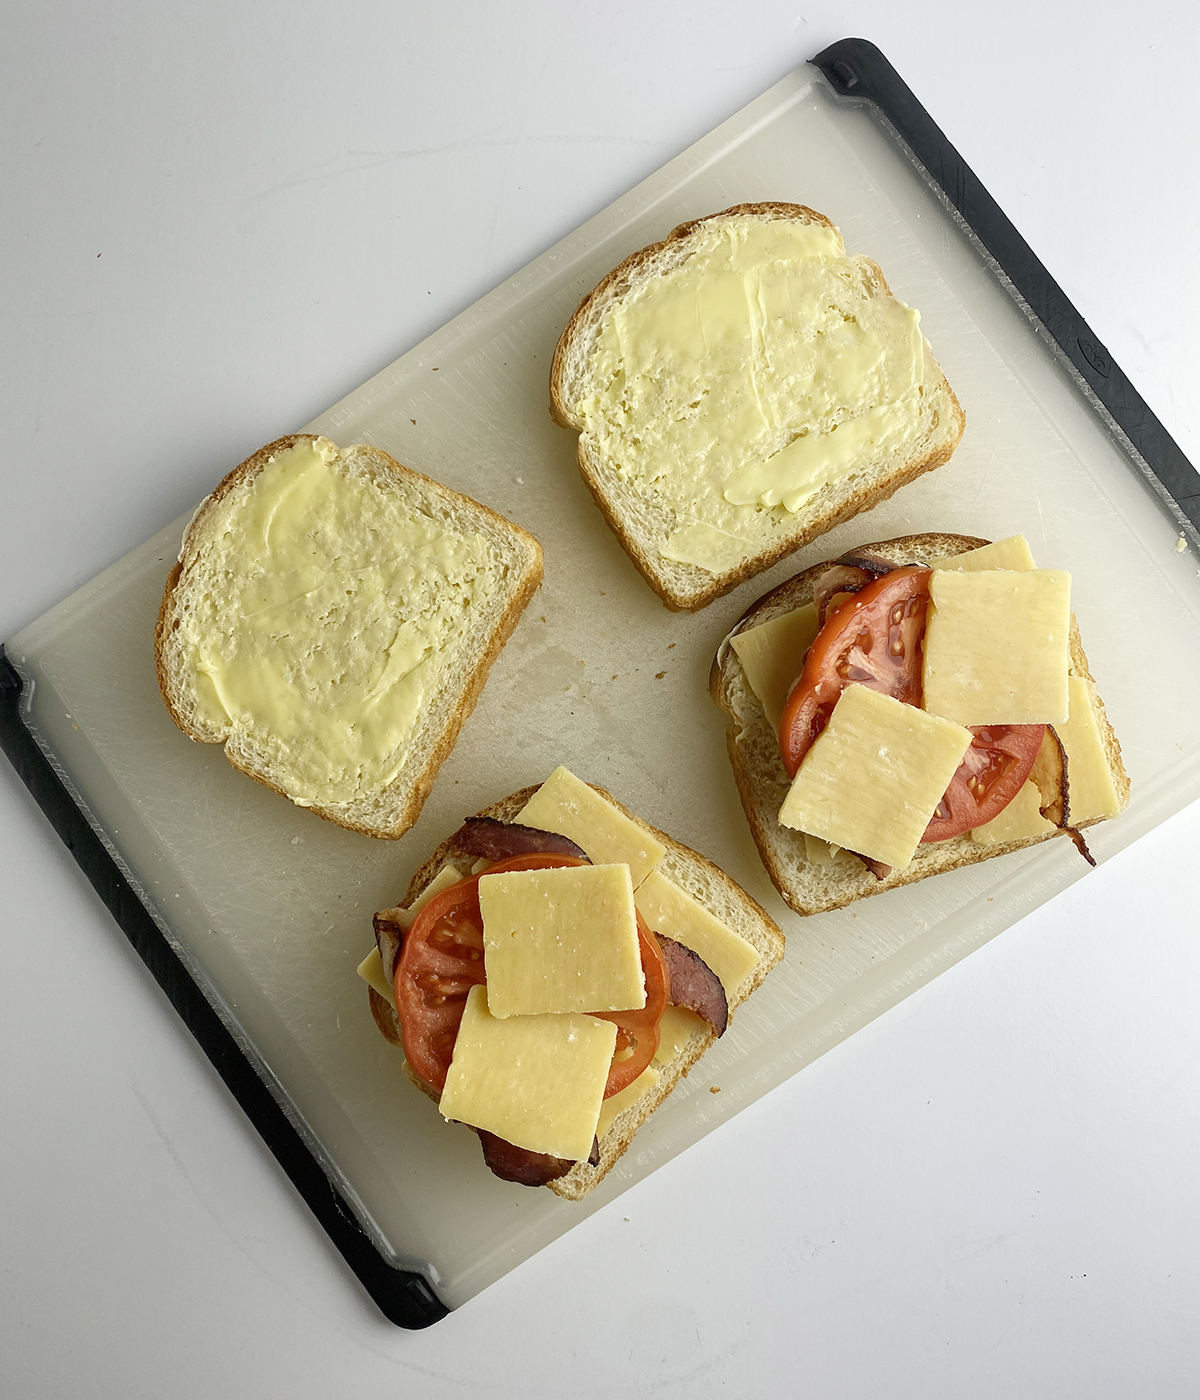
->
xmin=709 ymin=534 xmax=1130 ymax=916
xmin=156 ymin=434 xmax=543 ymax=839
xmin=551 ymin=203 xmax=965 ymax=611
xmin=370 ymin=783 xmax=784 ymax=1200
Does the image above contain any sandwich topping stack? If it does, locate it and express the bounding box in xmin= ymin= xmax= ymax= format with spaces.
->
xmin=712 ymin=534 xmax=1129 ymax=914
xmin=359 ymin=767 xmax=784 ymax=1198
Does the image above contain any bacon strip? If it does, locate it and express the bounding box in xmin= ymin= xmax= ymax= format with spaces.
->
xmin=451 ymin=816 xmax=588 ymax=862
xmin=477 ymin=1131 xmax=600 ymax=1186
xmin=657 ymin=936 xmax=728 ymax=1036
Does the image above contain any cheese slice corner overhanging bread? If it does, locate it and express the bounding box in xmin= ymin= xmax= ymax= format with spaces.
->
xmin=550 ymin=203 xmax=965 ymax=611
xmin=709 ymin=533 xmax=1130 ymax=915
xmin=156 ymin=434 xmax=543 ymax=839
xmin=364 ymin=775 xmax=785 ymax=1200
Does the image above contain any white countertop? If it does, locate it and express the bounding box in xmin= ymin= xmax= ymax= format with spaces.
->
xmin=3 ymin=2 xmax=1198 ymax=1394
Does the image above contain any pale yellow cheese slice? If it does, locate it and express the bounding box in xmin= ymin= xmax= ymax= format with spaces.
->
xmin=356 ymin=863 xmax=465 ymax=1009
xmin=517 ymin=766 xmax=665 ymax=887
xmin=803 ymin=833 xmax=842 ymax=864
xmin=969 ymin=780 xmax=1055 ymax=845
xmin=635 ymin=868 xmax=760 ymax=997
xmin=596 ymin=1065 xmax=660 ymax=1140
xmin=923 ymin=569 xmax=1071 ymax=726
xmin=729 ymin=602 xmax=821 ymax=732
xmin=654 ymin=1005 xmax=706 ymax=1063
xmin=1059 ymin=675 xmax=1123 ymax=822
xmin=931 ymin=534 xmax=1037 ymax=572
xmin=479 ymin=863 xmax=644 ymax=1017
xmin=779 ymin=685 xmax=973 ymax=868
xmin=438 ymin=985 xmax=616 ymax=1161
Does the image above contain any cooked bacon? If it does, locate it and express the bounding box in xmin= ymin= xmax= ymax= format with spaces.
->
xmin=1064 ymin=827 xmax=1096 ymax=867
xmin=451 ymin=816 xmax=588 ymax=862
xmin=811 ymin=552 xmax=899 ymax=627
xmin=850 ymin=852 xmax=892 ymax=881
xmin=1031 ymin=725 xmax=1069 ymax=828
xmin=477 ymin=1130 xmax=599 ymax=1186
xmin=373 ymin=910 xmax=406 ymax=981
xmin=657 ymin=936 xmax=728 ymax=1036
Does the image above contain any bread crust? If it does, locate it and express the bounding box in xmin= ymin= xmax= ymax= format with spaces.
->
xmin=155 ymin=434 xmax=544 ymax=839
xmin=379 ymin=782 xmax=784 ymax=1200
xmin=550 ymin=204 xmax=966 ymax=610
xmin=710 ymin=534 xmax=1130 ymax=915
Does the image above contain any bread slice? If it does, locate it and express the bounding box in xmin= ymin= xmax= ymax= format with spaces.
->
xmin=156 ymin=434 xmax=543 ymax=839
xmin=369 ymin=782 xmax=784 ymax=1199
xmin=709 ymin=534 xmax=1130 ymax=915
xmin=550 ymin=203 xmax=965 ymax=611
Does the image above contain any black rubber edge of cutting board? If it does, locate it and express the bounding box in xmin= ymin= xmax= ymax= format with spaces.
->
xmin=0 ymin=648 xmax=448 ymax=1328
xmin=811 ymin=38 xmax=1200 ymax=533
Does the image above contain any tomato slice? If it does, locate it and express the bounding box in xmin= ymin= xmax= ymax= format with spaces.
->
xmin=922 ymin=723 xmax=1045 ymax=842
xmin=779 ymin=567 xmax=931 ymax=779
xmin=592 ymin=918 xmax=669 ymax=1097
xmin=394 ymin=854 xmax=668 ymax=1100
xmin=777 ymin=564 xmax=1048 ymax=843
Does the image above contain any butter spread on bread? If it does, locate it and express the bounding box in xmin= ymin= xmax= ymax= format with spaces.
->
xmin=156 ymin=434 xmax=543 ymax=839
xmin=551 ymin=204 xmax=965 ymax=610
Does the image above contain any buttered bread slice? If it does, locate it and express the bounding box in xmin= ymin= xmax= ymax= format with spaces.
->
xmin=156 ymin=434 xmax=543 ymax=838
xmin=551 ymin=203 xmax=965 ymax=610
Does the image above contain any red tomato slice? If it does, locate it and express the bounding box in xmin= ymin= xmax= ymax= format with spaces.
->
xmin=779 ymin=567 xmax=931 ymax=779
xmin=777 ymin=565 xmax=1047 ymax=843
xmin=592 ymin=918 xmax=669 ymax=1097
xmin=922 ymin=723 xmax=1045 ymax=842
xmin=394 ymin=854 xmax=668 ymax=1100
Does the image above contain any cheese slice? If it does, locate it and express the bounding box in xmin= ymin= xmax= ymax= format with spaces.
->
xmin=479 ymin=863 xmax=644 ymax=1017
xmin=970 ymin=780 xmax=1055 ymax=845
xmin=1059 ymin=674 xmax=1123 ymax=822
xmin=596 ymin=1065 xmax=660 ymax=1140
xmin=779 ymin=685 xmax=973 ymax=868
xmin=931 ymin=534 xmax=1037 ymax=572
xmin=729 ymin=602 xmax=821 ymax=731
xmin=356 ymin=946 xmax=395 ymax=1005
xmin=438 ymin=985 xmax=616 ymax=1161
xmin=635 ymin=869 xmax=760 ymax=997
xmin=356 ymin=863 xmax=465 ymax=1009
xmin=654 ymin=1005 xmax=706 ymax=1064
xmin=923 ymin=569 xmax=1071 ymax=726
xmin=803 ymin=833 xmax=842 ymax=864
xmin=517 ymin=766 xmax=665 ymax=887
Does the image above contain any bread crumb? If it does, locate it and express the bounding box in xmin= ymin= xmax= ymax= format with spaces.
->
xmin=410 ymin=418 xmax=416 ymax=425
xmin=291 ymin=836 xmax=304 ymax=845
xmin=668 ymin=643 xmax=676 ymax=650
xmin=709 ymin=1085 xmax=721 ymax=1094
xmin=656 ymin=671 xmax=666 ymax=679
xmin=1175 ymin=534 xmax=1188 ymax=553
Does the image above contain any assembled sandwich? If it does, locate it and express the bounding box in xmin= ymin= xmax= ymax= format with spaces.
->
xmin=710 ymin=534 xmax=1129 ymax=914
xmin=358 ymin=767 xmax=784 ymax=1197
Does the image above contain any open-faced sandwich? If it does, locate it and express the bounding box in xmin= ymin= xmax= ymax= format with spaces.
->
xmin=550 ymin=203 xmax=965 ymax=610
xmin=156 ymin=434 xmax=543 ymax=838
xmin=358 ymin=767 xmax=784 ymax=1198
xmin=710 ymin=533 xmax=1129 ymax=914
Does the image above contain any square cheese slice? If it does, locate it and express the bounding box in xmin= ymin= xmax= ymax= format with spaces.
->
xmin=930 ymin=534 xmax=1037 ymax=572
xmin=438 ymin=985 xmax=616 ymax=1161
xmin=923 ymin=569 xmax=1071 ymax=726
xmin=479 ymin=862 xmax=644 ymax=1017
xmin=1059 ymin=674 xmax=1123 ymax=822
xmin=969 ymin=779 xmax=1055 ymax=845
xmin=517 ymin=766 xmax=665 ymax=887
xmin=729 ymin=602 xmax=821 ymax=731
xmin=634 ymin=869 xmax=760 ymax=997
xmin=778 ymin=684 xmax=973 ymax=868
